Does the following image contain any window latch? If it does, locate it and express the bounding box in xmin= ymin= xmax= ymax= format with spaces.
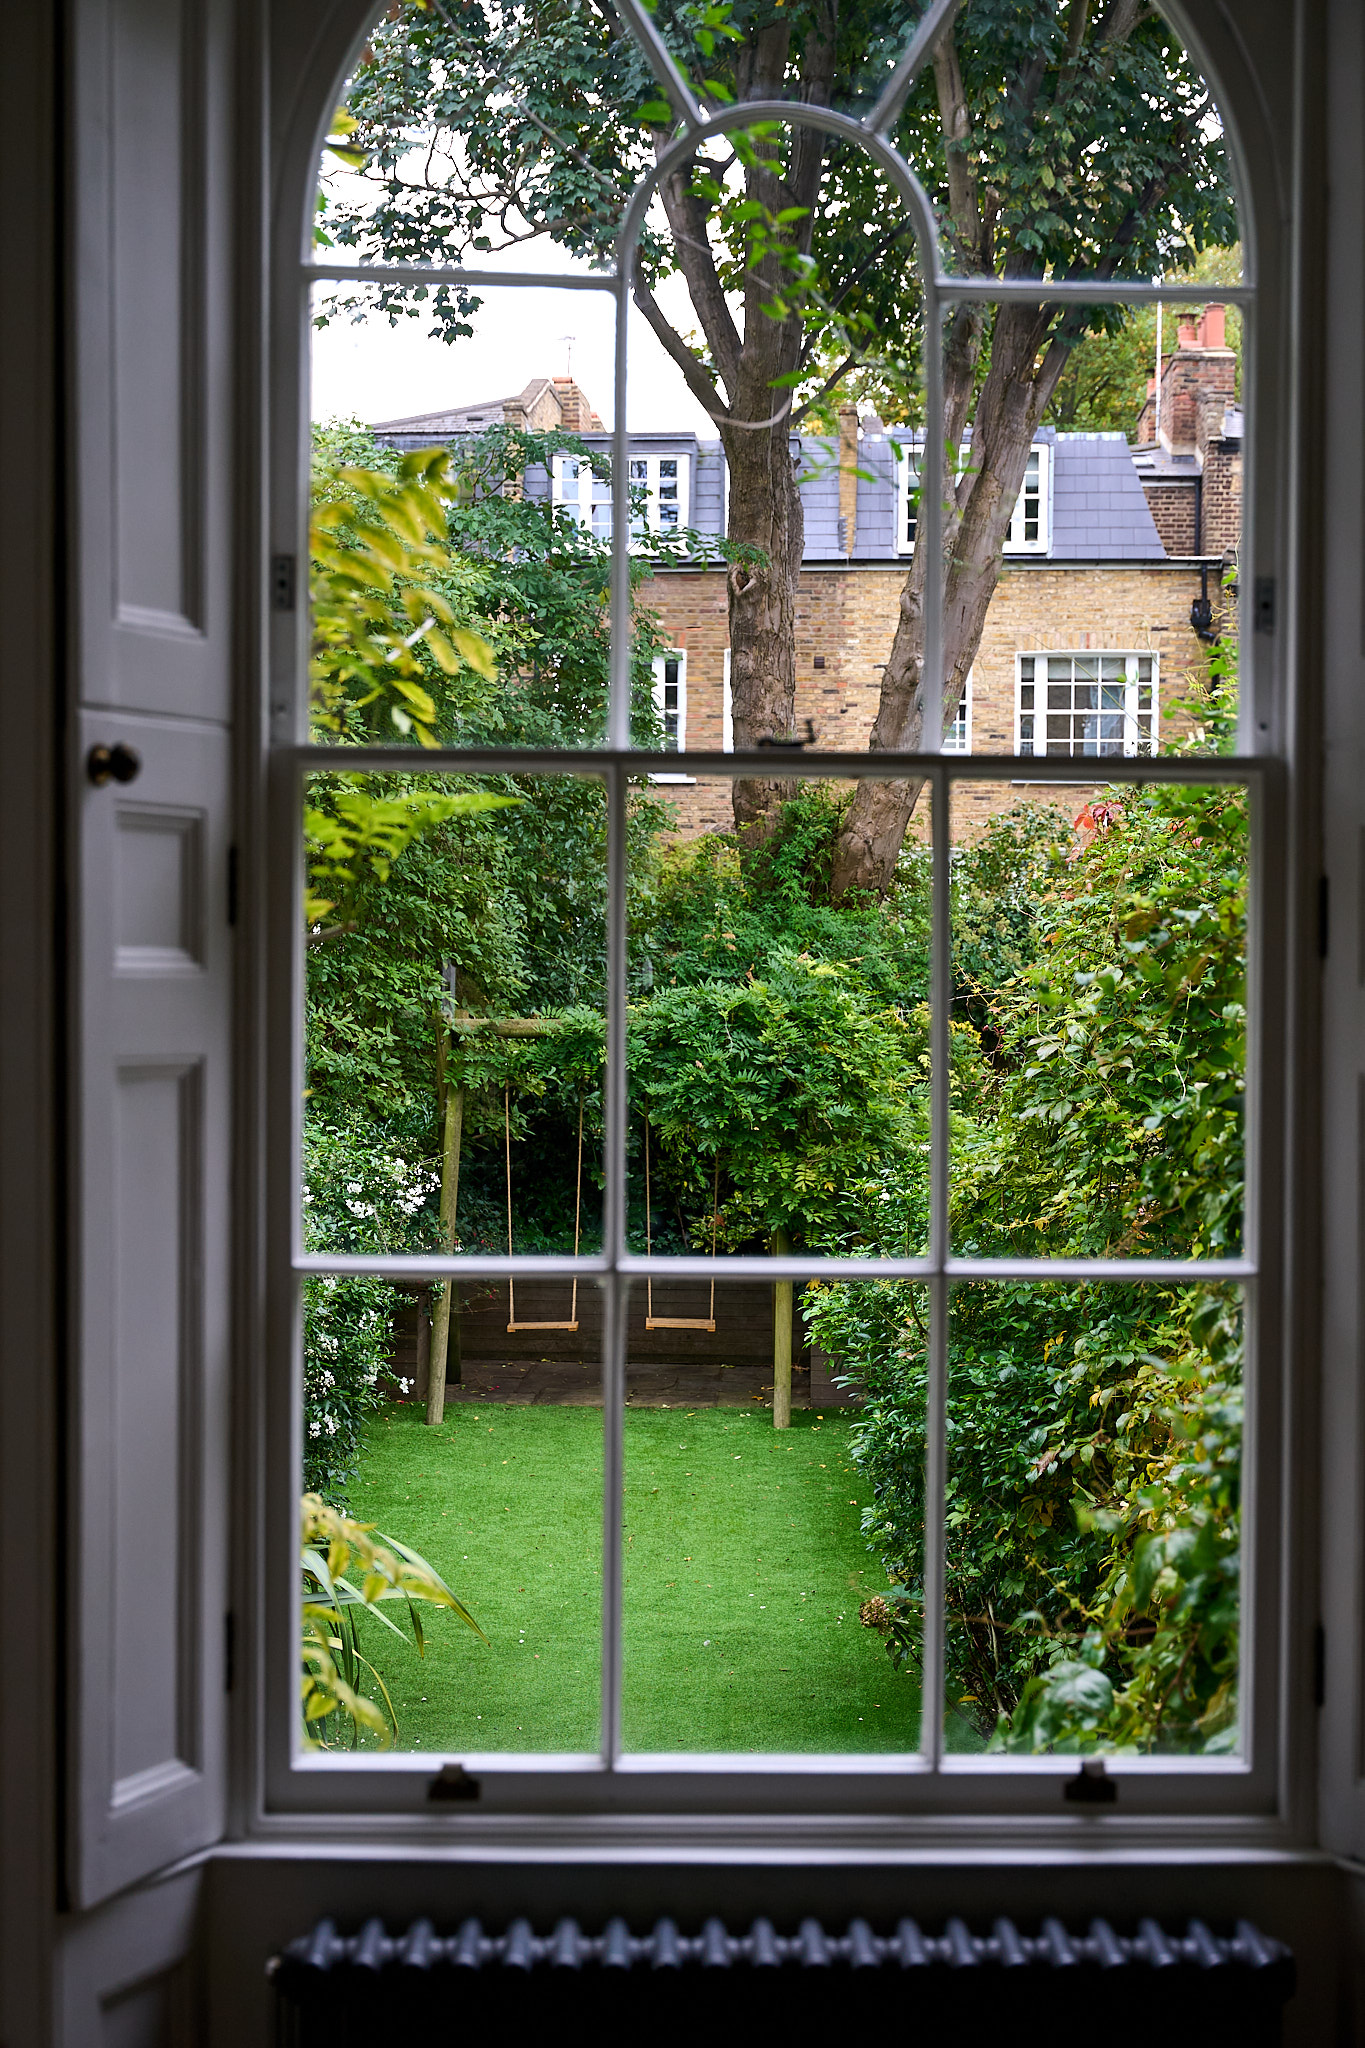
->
xmin=1063 ymin=1757 xmax=1117 ymax=1805
xmin=427 ymin=1761 xmax=482 ymax=1803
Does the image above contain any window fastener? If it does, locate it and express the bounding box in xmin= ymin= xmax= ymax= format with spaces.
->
xmin=1063 ymin=1757 xmax=1117 ymax=1805
xmin=428 ymin=1762 xmax=482 ymax=1803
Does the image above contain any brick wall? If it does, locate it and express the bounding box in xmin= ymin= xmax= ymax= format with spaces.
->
xmin=1142 ymin=481 xmax=1199 ymax=556
xmin=637 ymin=560 xmax=1215 ymax=841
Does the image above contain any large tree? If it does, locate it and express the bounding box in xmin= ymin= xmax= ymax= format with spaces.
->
xmin=325 ymin=0 xmax=1235 ymax=879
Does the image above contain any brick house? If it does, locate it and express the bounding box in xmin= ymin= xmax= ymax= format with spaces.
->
xmin=374 ymin=314 xmax=1239 ymax=839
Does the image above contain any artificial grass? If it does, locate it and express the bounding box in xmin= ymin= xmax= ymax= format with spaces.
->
xmin=346 ymin=1401 xmax=920 ymax=1755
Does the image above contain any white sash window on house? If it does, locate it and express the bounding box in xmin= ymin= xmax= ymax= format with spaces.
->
xmin=943 ymin=673 xmax=972 ymax=753
xmin=1002 ymin=446 xmax=1050 ymax=552
xmin=1017 ymin=653 xmax=1158 ymax=756
xmin=553 ymin=453 xmax=690 ymax=541
xmin=552 ymin=454 xmax=612 ymax=540
xmin=655 ymin=650 xmax=685 ymax=749
xmin=899 ymin=444 xmax=1050 ymax=555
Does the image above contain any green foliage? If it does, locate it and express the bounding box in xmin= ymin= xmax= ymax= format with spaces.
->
xmin=630 ymin=948 xmax=927 ymax=1253
xmin=809 ymin=734 xmax=1248 ymax=1752
xmin=324 ymin=1 xmax=1235 ymax=428
xmin=301 ymin=1493 xmax=484 ymax=1747
xmin=310 ymin=441 xmax=498 ymax=749
xmin=637 ymin=788 xmax=932 ymax=1005
xmin=302 ymin=1116 xmax=441 ymax=1494
xmin=954 ymin=784 xmax=1247 ymax=1262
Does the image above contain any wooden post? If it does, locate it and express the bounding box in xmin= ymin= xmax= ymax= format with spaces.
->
xmin=424 ymin=1008 xmax=561 ymax=1425
xmin=772 ymin=1226 xmax=793 ymax=1430
xmin=426 ymin=1069 xmax=464 ymax=1427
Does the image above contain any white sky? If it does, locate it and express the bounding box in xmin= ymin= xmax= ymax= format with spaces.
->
xmin=309 ymin=250 xmax=717 ymax=437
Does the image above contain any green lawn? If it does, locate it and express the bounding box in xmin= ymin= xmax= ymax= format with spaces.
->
xmin=347 ymin=1402 xmax=921 ymax=1755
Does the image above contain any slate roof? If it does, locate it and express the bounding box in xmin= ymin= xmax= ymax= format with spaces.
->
xmin=1047 ymin=430 xmax=1165 ymax=561
xmin=372 ymin=406 xmax=1171 ymax=564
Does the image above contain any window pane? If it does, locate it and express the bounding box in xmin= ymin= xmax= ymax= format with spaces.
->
xmin=324 ymin=1353 xmax=603 ymax=1756
xmin=308 ymin=281 xmax=644 ymax=749
xmin=950 ymin=779 xmax=1247 ymax=1261
xmin=942 ymin=1282 xmax=1242 ymax=1756
xmin=620 ymin=1282 xmax=924 ymax=1754
xmin=627 ymin=776 xmax=934 ymax=1265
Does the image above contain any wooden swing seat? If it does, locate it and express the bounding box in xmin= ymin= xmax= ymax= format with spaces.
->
xmin=643 ymin=1119 xmax=721 ymax=1338
xmin=508 ymin=1319 xmax=579 ymax=1333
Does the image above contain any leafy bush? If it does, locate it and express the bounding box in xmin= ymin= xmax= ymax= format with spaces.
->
xmin=301 ymin=1494 xmax=484 ymax=1747
xmin=302 ymin=1117 xmax=440 ymax=1495
xmin=811 ymin=779 xmax=1248 ymax=1752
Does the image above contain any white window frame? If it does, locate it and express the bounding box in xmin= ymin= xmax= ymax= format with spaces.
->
xmin=898 ymin=443 xmax=1050 ymax=556
xmin=552 ymin=451 xmax=691 ymax=542
xmin=550 ymin=452 xmax=613 ymax=540
xmin=1002 ymin=444 xmax=1051 ymax=553
xmin=1016 ymin=651 xmax=1158 ymax=757
xmin=722 ymin=647 xmax=733 ymax=751
xmin=650 ymin=648 xmax=693 ymax=780
xmin=259 ymin=0 xmax=1300 ymax=1851
xmin=942 ymin=669 xmax=972 ymax=753
xmin=631 ymin=452 xmax=691 ymax=536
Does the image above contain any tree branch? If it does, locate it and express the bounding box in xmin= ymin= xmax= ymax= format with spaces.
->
xmin=789 ymin=352 xmax=858 ymax=427
xmin=654 ymin=148 xmax=744 ymax=396
xmin=933 ymin=25 xmax=983 ymax=267
xmin=630 ymin=257 xmax=731 ymax=422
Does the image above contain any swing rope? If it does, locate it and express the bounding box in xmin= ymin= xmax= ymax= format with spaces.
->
xmin=644 ymin=1113 xmax=719 ymax=1333
xmin=506 ymin=1085 xmax=583 ymax=1333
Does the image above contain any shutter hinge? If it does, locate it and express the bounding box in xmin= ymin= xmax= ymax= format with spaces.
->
xmin=1314 ymin=1622 xmax=1326 ymax=1708
xmin=271 ymin=553 xmax=297 ymax=612
xmin=1253 ymin=576 xmax=1276 ymax=634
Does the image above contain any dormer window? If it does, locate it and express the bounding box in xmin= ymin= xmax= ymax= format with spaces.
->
xmin=1003 ymin=445 xmax=1050 ymax=552
xmin=898 ymin=441 xmax=1050 ymax=555
xmin=553 ymin=452 xmax=690 ymax=541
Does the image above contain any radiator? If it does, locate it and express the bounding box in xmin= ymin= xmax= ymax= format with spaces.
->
xmin=270 ymin=1913 xmax=1295 ymax=2046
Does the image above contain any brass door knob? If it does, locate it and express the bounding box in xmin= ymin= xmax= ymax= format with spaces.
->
xmin=86 ymin=742 xmax=142 ymax=787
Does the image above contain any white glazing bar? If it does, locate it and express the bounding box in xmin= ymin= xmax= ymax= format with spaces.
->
xmin=608 ymin=0 xmax=707 ymax=130
xmin=304 ymin=261 xmax=619 ymax=291
xmin=931 ymin=765 xmax=951 ymax=1270
xmin=1237 ymin=308 xmax=1260 ymax=756
xmin=925 ymin=764 xmax=951 ymax=1770
xmin=608 ymin=267 xmax=633 ymax=751
xmin=922 ymin=283 xmax=945 ymax=752
xmin=1241 ymin=776 xmax=1265 ymax=1271
xmin=291 ymin=744 xmax=1265 ymax=785
xmin=923 ymin=1272 xmax=949 ymax=1772
xmin=293 ymin=1251 xmax=1256 ymax=1282
xmin=600 ymin=1276 xmax=625 ymax=1768
xmin=865 ymin=0 xmax=964 ymax=138
xmin=939 ymin=277 xmax=1255 ymax=305
xmin=603 ymin=762 xmax=629 ymax=1765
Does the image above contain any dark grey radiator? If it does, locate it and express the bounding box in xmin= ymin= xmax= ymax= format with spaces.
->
xmin=270 ymin=1913 xmax=1295 ymax=2046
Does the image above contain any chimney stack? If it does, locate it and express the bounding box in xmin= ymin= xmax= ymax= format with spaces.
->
xmin=838 ymin=404 xmax=859 ymax=556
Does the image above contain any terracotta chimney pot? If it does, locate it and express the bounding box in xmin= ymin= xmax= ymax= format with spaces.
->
xmin=1200 ymin=303 xmax=1227 ymax=349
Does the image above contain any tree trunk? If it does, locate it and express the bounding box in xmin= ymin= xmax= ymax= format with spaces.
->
xmin=772 ymin=1226 xmax=793 ymax=1430
xmin=831 ymin=303 xmax=1076 ymax=899
xmin=723 ymin=427 xmax=806 ymax=834
xmin=425 ymin=1070 xmax=464 ymax=1427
